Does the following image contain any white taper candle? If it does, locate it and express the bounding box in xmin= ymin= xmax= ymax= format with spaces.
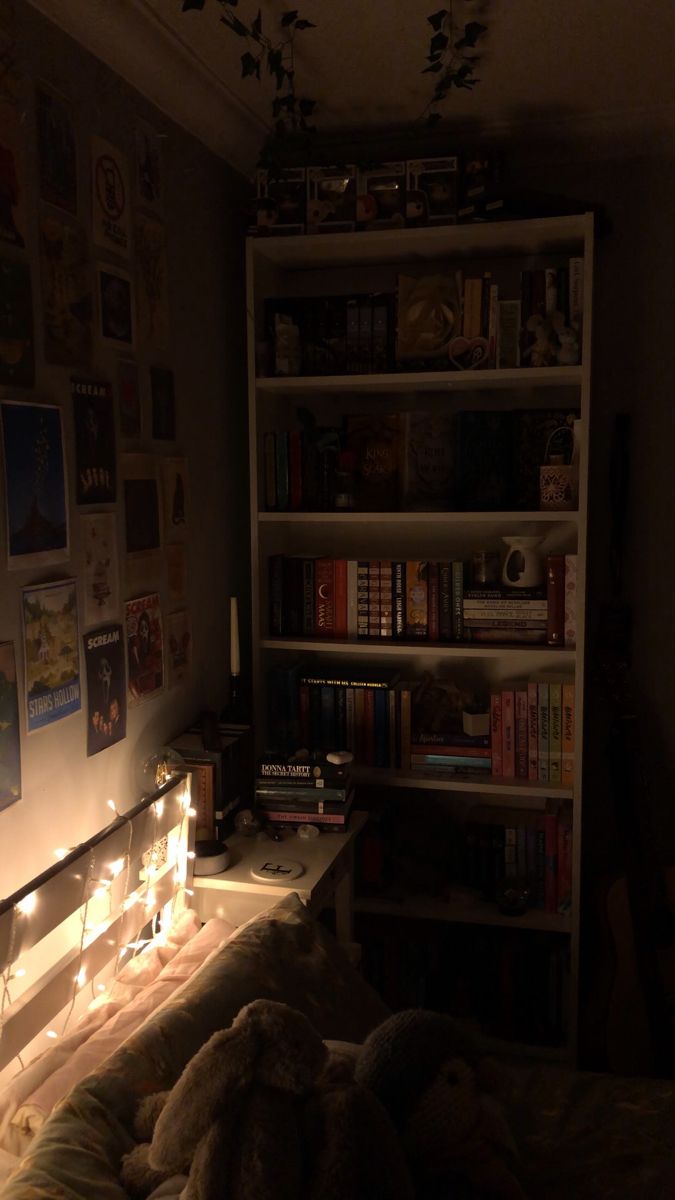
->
xmin=230 ymin=596 xmax=240 ymax=676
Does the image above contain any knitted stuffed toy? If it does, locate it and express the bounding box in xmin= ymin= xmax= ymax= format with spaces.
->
xmin=355 ymin=1009 xmax=527 ymax=1200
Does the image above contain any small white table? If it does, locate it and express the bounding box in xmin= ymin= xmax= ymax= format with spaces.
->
xmin=192 ymin=810 xmax=368 ymax=944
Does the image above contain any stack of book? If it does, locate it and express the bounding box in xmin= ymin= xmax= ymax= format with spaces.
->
xmin=255 ymin=753 xmax=354 ymax=831
xmin=457 ymin=802 xmax=573 ymax=914
xmin=489 ymin=679 xmax=575 ymax=784
xmin=463 ymin=586 xmax=547 ymax=645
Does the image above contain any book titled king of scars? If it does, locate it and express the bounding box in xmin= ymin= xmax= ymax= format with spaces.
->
xmin=84 ymin=623 xmax=126 ymax=756
xmin=22 ymin=579 xmax=81 ymax=732
xmin=126 ymin=593 xmax=163 ymax=702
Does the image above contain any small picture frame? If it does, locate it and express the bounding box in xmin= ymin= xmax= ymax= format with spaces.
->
xmin=97 ymin=264 xmax=135 ymax=350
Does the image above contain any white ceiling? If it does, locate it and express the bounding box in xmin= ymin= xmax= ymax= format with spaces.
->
xmin=29 ymin=0 xmax=675 ymax=172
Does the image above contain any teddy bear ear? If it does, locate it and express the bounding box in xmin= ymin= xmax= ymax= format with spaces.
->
xmin=148 ymin=1023 xmax=256 ymax=1175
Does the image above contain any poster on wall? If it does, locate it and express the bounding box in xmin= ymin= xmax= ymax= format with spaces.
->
xmin=72 ymin=377 xmax=116 ymax=504
xmin=84 ymin=622 xmax=126 ymax=756
xmin=91 ymin=134 xmax=131 ymax=257
xmin=161 ymin=456 xmax=188 ymax=540
xmin=97 ymin=264 xmax=135 ymax=350
xmin=125 ymin=593 xmax=163 ymax=702
xmin=167 ymin=609 xmax=191 ymax=688
xmin=0 ymin=256 xmax=34 ymax=386
xmin=135 ymin=213 xmax=169 ymax=349
xmin=0 ymin=97 xmax=27 ymax=246
xmin=22 ymin=579 xmax=81 ymax=733
xmin=82 ymin=512 xmax=119 ymax=627
xmin=1 ymin=400 xmax=69 ymax=568
xmin=117 ymin=358 xmax=141 ymax=439
xmin=166 ymin=542 xmax=187 ymax=603
xmin=39 ymin=216 xmax=92 ymax=365
xmin=135 ymin=120 xmax=163 ymax=215
xmin=0 ymin=640 xmax=21 ymax=811
xmin=150 ymin=366 xmax=175 ymax=440
xmin=122 ymin=454 xmax=160 ymax=556
xmin=0 ymin=1 xmax=20 ymax=104
xmin=36 ymin=85 xmax=77 ymax=214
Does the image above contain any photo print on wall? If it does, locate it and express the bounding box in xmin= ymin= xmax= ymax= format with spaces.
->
xmin=39 ymin=216 xmax=92 ymax=365
xmin=0 ymin=257 xmax=34 ymax=386
xmin=84 ymin=622 xmax=126 ymax=755
xmin=97 ymin=264 xmax=135 ymax=350
xmin=126 ymin=593 xmax=163 ymax=702
xmin=117 ymin=358 xmax=141 ymax=439
xmin=135 ymin=119 xmax=163 ymax=215
xmin=71 ymin=376 xmax=116 ymax=504
xmin=122 ymin=453 xmax=161 ymax=556
xmin=167 ymin=609 xmax=191 ymax=688
xmin=166 ymin=542 xmax=187 ymax=604
xmin=0 ymin=640 xmax=21 ymax=811
xmin=22 ymin=578 xmax=81 ymax=733
xmin=1 ymin=400 xmax=68 ymax=568
xmin=161 ymin=456 xmax=188 ymax=540
xmin=135 ymin=213 xmax=169 ymax=349
xmin=0 ymin=96 xmax=27 ymax=247
xmin=150 ymin=365 xmax=175 ymax=440
xmin=36 ymin=84 xmax=77 ymax=215
xmin=91 ymin=134 xmax=131 ymax=257
xmin=81 ymin=512 xmax=119 ymax=627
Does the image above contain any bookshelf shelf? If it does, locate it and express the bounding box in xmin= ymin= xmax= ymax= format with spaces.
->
xmin=354 ymin=765 xmax=573 ymax=800
xmin=355 ymin=890 xmax=571 ymax=934
xmin=259 ymin=510 xmax=578 ymax=525
xmin=256 ymin=366 xmax=582 ymax=394
xmin=262 ymin=637 xmax=576 ymax=662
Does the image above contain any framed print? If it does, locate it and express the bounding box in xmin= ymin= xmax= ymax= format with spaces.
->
xmin=36 ymin=85 xmax=77 ymax=214
xmin=0 ymin=256 xmax=34 ymax=386
xmin=22 ymin=579 xmax=81 ymax=732
xmin=97 ymin=264 xmax=135 ymax=350
xmin=150 ymin=365 xmax=175 ymax=440
xmin=166 ymin=542 xmax=187 ymax=603
xmin=0 ymin=641 xmax=21 ymax=811
xmin=81 ymin=512 xmax=119 ymax=626
xmin=0 ymin=97 xmax=26 ymax=246
xmin=117 ymin=358 xmax=141 ymax=439
xmin=39 ymin=216 xmax=92 ymax=365
xmin=135 ymin=119 xmax=163 ymax=215
xmin=122 ymin=453 xmax=160 ymax=556
xmin=1 ymin=400 xmax=69 ymax=568
xmin=84 ymin=622 xmax=126 ymax=755
xmin=135 ymin=213 xmax=169 ymax=349
xmin=167 ymin=609 xmax=191 ymax=688
xmin=91 ymin=134 xmax=131 ymax=257
xmin=71 ymin=376 xmax=116 ymax=504
xmin=161 ymin=456 xmax=188 ymax=540
xmin=125 ymin=593 xmax=163 ymax=702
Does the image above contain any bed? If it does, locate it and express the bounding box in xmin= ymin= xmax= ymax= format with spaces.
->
xmin=2 ymin=771 xmax=675 ymax=1199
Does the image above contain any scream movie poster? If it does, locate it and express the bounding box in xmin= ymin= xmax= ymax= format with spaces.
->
xmin=125 ymin=593 xmax=163 ymax=702
xmin=84 ymin=622 xmax=126 ymax=756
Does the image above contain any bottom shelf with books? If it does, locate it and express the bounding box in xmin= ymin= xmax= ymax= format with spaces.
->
xmin=355 ymin=890 xmax=571 ymax=934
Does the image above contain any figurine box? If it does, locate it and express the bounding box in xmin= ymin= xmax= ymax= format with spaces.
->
xmin=306 ymin=165 xmax=357 ymax=234
xmin=250 ymin=167 xmax=306 ymax=236
xmin=356 ymin=162 xmax=406 ymax=231
xmin=406 ymin=157 xmax=459 ymax=227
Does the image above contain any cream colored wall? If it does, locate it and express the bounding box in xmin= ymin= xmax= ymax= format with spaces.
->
xmin=0 ymin=1 xmax=249 ymax=898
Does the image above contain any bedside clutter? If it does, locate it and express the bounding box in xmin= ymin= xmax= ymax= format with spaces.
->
xmin=255 ymin=748 xmax=355 ymax=833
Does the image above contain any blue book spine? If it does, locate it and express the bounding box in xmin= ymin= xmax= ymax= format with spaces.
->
xmin=320 ymin=685 xmax=336 ymax=750
xmin=410 ymin=754 xmax=491 ymax=769
xmin=374 ymin=688 xmax=388 ymax=768
xmin=335 ymin=686 xmax=347 ymax=748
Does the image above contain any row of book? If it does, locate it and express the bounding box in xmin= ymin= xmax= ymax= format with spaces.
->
xmin=268 ymin=556 xmax=577 ymax=648
xmin=255 ymin=751 xmax=354 ymax=831
xmin=457 ymin=805 xmax=573 ymax=914
xmin=490 ymin=680 xmax=575 ymax=784
xmin=261 ymin=407 xmax=580 ymax=514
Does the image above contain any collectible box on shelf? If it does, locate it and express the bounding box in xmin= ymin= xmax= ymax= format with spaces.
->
xmin=406 ymin=157 xmax=458 ymax=226
xmin=356 ymin=162 xmax=406 ymax=230
xmin=250 ymin=167 xmax=306 ymax=236
xmin=307 ymin=165 xmax=357 ymax=234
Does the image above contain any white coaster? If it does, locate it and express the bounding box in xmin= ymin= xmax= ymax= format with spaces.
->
xmin=250 ymin=858 xmax=304 ymax=884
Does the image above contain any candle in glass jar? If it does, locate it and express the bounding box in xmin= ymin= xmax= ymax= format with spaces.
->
xmin=230 ymin=596 xmax=240 ymax=676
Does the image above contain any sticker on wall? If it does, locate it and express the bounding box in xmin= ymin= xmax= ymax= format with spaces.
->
xmin=0 ymin=256 xmax=34 ymax=386
xmin=36 ymin=85 xmax=77 ymax=215
xmin=117 ymin=358 xmax=141 ymax=439
xmin=84 ymin=622 xmax=126 ymax=756
xmin=1 ymin=400 xmax=69 ymax=569
xmin=161 ymin=456 xmax=188 ymax=540
xmin=150 ymin=365 xmax=175 ymax=440
xmin=72 ymin=377 xmax=116 ymax=504
xmin=122 ymin=453 xmax=161 ymax=556
xmin=166 ymin=542 xmax=187 ymax=604
xmin=91 ymin=134 xmax=131 ymax=257
xmin=0 ymin=640 xmax=21 ymax=811
xmin=126 ymin=593 xmax=163 ymax=703
xmin=0 ymin=97 xmax=27 ymax=247
xmin=135 ymin=119 xmax=163 ymax=215
xmin=82 ymin=512 xmax=119 ymax=627
xmin=167 ymin=609 xmax=191 ymax=688
xmin=39 ymin=216 xmax=92 ymax=365
xmin=135 ymin=213 xmax=169 ymax=349
xmin=22 ymin=579 xmax=81 ymax=733
xmin=97 ymin=263 xmax=135 ymax=350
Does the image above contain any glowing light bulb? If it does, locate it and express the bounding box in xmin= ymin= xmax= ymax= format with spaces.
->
xmin=187 ymin=851 xmax=195 ymax=860
xmin=97 ymin=984 xmax=106 ymax=993
xmin=46 ymin=1030 xmax=58 ymax=1040
xmin=187 ymin=807 xmax=197 ymax=818
xmin=180 ymin=793 xmax=190 ymax=812
xmin=54 ymin=848 xmax=68 ymax=860
xmin=185 ymin=889 xmax=194 ymax=897
xmin=75 ymin=968 xmax=87 ymax=988
xmin=107 ymin=799 xmax=118 ymax=814
xmin=108 ymin=858 xmax=125 ymax=878
xmin=123 ymin=892 xmax=139 ymax=911
xmin=155 ymin=799 xmax=164 ymax=818
xmin=145 ymin=890 xmax=156 ymax=910
xmin=14 ymin=967 xmax=26 ymax=978
xmin=17 ymin=893 xmax=36 ymax=916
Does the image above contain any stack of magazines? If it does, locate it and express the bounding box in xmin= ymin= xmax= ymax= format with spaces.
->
xmin=255 ymin=751 xmax=354 ymax=831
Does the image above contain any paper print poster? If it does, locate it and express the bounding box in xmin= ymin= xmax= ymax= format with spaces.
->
xmin=0 ymin=1 xmax=20 ymax=104
xmin=135 ymin=120 xmax=162 ymax=214
xmin=39 ymin=216 xmax=92 ymax=364
xmin=84 ymin=622 xmax=126 ymax=756
xmin=161 ymin=457 xmax=188 ymax=540
xmin=0 ymin=256 xmax=34 ymax=386
xmin=117 ymin=359 xmax=141 ymax=439
xmin=166 ymin=542 xmax=187 ymax=604
xmin=122 ymin=454 xmax=160 ymax=555
xmin=97 ymin=264 xmax=135 ymax=350
xmin=36 ymin=86 xmax=77 ymax=214
xmin=92 ymin=134 xmax=131 ymax=257
xmin=22 ymin=579 xmax=81 ymax=732
xmin=72 ymin=377 xmax=116 ymax=504
xmin=126 ymin=593 xmax=163 ymax=702
xmin=1 ymin=401 xmax=69 ymax=568
xmin=0 ymin=97 xmax=26 ymax=246
xmin=82 ymin=512 xmax=119 ymax=627
xmin=150 ymin=366 xmax=175 ymax=440
xmin=167 ymin=610 xmax=191 ymax=688
xmin=135 ymin=213 xmax=169 ymax=349
xmin=0 ymin=640 xmax=21 ymax=811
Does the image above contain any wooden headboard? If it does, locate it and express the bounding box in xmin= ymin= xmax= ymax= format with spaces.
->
xmin=0 ymin=772 xmax=194 ymax=1077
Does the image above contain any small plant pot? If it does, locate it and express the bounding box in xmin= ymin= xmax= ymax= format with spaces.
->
xmin=463 ymin=710 xmax=490 ymax=738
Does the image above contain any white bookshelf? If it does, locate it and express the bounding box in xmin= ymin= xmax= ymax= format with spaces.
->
xmin=247 ymin=213 xmax=594 ymax=1062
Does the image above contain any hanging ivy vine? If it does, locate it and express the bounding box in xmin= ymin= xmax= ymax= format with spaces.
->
xmin=422 ymin=6 xmax=487 ymax=127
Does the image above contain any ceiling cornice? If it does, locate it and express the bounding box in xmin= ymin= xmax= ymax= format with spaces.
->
xmin=26 ymin=0 xmax=267 ymax=174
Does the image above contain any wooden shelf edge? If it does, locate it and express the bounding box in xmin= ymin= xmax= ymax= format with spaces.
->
xmin=354 ymin=765 xmax=573 ymax=798
xmin=355 ymin=892 xmax=571 ymax=934
xmin=259 ymin=510 xmax=579 ymax=524
xmin=256 ymin=366 xmax=582 ymax=393
xmin=262 ymin=637 xmax=576 ymax=660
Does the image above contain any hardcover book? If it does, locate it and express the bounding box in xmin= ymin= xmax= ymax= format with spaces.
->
xmin=401 ymin=411 xmax=455 ymax=510
xmin=345 ymin=414 xmax=401 ymax=511
xmin=405 ymin=561 xmax=428 ymax=638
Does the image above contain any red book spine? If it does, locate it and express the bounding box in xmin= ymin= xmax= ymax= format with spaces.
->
xmin=428 ymin=561 xmax=440 ymax=641
xmin=289 ymin=430 xmax=302 ymax=511
xmin=364 ymin=687 xmax=376 ymax=767
xmin=557 ymin=817 xmax=573 ymax=912
xmin=490 ymin=692 xmax=503 ymax=777
xmin=515 ymin=689 xmax=528 ymax=778
xmin=299 ymin=683 xmax=310 ymax=746
xmin=527 ymin=681 xmax=538 ymax=781
xmin=546 ymin=553 xmax=565 ymax=645
xmin=502 ymin=690 xmax=515 ymax=778
xmin=544 ymin=812 xmax=558 ymax=913
xmin=334 ymin=559 xmax=348 ymax=638
xmin=314 ymin=557 xmax=335 ymax=636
